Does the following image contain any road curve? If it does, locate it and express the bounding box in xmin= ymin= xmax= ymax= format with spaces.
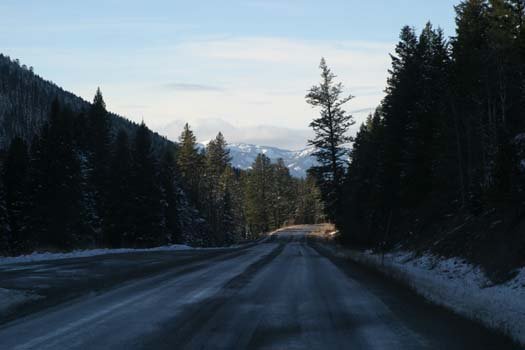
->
xmin=0 ymin=226 xmax=519 ymax=349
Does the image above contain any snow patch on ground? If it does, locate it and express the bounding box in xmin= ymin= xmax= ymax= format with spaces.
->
xmin=0 ymin=288 xmax=41 ymax=314
xmin=0 ymin=245 xmax=194 ymax=265
xmin=332 ymin=246 xmax=525 ymax=345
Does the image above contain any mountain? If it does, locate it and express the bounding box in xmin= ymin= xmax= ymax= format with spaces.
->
xmin=226 ymin=143 xmax=318 ymax=178
xmin=0 ymin=54 xmax=169 ymax=152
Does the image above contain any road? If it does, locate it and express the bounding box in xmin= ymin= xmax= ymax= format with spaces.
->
xmin=0 ymin=226 xmax=519 ymax=349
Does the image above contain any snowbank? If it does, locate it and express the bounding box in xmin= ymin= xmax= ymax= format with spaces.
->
xmin=0 ymin=245 xmax=193 ymax=265
xmin=332 ymin=246 xmax=525 ymax=345
xmin=0 ymin=235 xmax=273 ymax=266
xmin=0 ymin=288 xmax=41 ymax=314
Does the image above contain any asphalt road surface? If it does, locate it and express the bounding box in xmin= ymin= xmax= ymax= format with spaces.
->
xmin=0 ymin=226 xmax=519 ymax=349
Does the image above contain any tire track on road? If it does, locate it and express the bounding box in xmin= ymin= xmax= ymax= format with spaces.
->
xmin=138 ymin=242 xmax=286 ymax=349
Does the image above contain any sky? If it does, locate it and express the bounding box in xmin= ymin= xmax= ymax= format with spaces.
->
xmin=1 ymin=0 xmax=459 ymax=150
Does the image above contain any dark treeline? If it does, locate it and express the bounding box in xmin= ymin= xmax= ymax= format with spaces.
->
xmin=0 ymin=88 xmax=324 ymax=255
xmin=309 ymin=0 xmax=525 ymax=265
xmin=0 ymin=91 xmax=182 ymax=253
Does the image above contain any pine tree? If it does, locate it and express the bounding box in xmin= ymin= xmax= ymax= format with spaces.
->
xmin=219 ymin=188 xmax=236 ymax=243
xmin=26 ymin=99 xmax=83 ymax=249
xmin=219 ymin=166 xmax=245 ymax=243
xmin=452 ymin=0 xmax=492 ymax=206
xmin=130 ymin=122 xmax=164 ymax=247
xmin=341 ymin=112 xmax=386 ymax=243
xmin=380 ymin=26 xmax=419 ymax=215
xmin=204 ymin=132 xmax=233 ymax=244
xmin=3 ymin=136 xmax=29 ymax=253
xmin=306 ymin=58 xmax=354 ymax=222
xmin=160 ymin=145 xmax=181 ymax=244
xmin=105 ymin=129 xmax=133 ymax=248
xmin=402 ymin=23 xmax=451 ymax=204
xmin=75 ymin=114 xmax=99 ymax=246
xmin=88 ymin=88 xmax=111 ymax=234
xmin=244 ymin=154 xmax=273 ymax=235
xmin=177 ymin=123 xmax=203 ymax=208
xmin=206 ymin=132 xmax=231 ymax=178
xmin=269 ymin=158 xmax=296 ymax=228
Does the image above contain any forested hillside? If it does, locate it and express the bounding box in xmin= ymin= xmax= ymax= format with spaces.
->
xmin=307 ymin=0 xmax=525 ymax=275
xmin=0 ymin=56 xmax=325 ymax=255
xmin=0 ymin=54 xmax=168 ymax=151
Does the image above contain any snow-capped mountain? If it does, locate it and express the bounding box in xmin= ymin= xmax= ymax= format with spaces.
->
xmin=199 ymin=142 xmax=317 ymax=178
xmin=228 ymin=143 xmax=317 ymax=178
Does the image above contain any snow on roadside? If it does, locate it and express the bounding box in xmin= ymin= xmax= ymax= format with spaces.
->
xmin=329 ymin=245 xmax=525 ymax=345
xmin=0 ymin=234 xmax=273 ymax=266
xmin=0 ymin=288 xmax=42 ymax=315
xmin=0 ymin=245 xmax=193 ymax=265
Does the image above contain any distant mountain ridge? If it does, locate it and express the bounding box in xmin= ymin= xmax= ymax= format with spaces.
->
xmin=200 ymin=142 xmax=318 ymax=178
xmin=228 ymin=143 xmax=318 ymax=178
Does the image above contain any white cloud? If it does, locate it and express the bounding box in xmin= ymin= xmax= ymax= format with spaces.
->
xmin=243 ymin=0 xmax=302 ymax=10
xmin=7 ymin=36 xmax=393 ymax=148
xmin=157 ymin=118 xmax=314 ymax=151
xmin=162 ymin=82 xmax=225 ymax=92
xmin=141 ymin=37 xmax=392 ymax=141
xmin=182 ymin=37 xmax=392 ymax=66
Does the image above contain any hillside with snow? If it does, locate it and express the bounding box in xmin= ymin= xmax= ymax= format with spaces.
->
xmin=200 ymin=142 xmax=318 ymax=178
xmin=228 ymin=143 xmax=319 ymax=178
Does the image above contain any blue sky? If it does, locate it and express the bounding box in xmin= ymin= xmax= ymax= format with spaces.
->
xmin=2 ymin=0 xmax=459 ymax=149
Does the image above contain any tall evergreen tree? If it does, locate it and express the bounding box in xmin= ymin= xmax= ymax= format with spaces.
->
xmin=206 ymin=132 xmax=231 ymax=177
xmin=402 ymin=23 xmax=451 ymax=204
xmin=26 ymin=99 xmax=83 ymax=249
xmin=306 ymin=58 xmax=354 ymax=222
xmin=130 ymin=122 xmax=164 ymax=247
xmin=219 ymin=166 xmax=245 ymax=242
xmin=244 ymin=154 xmax=273 ymax=235
xmin=105 ymin=130 xmax=133 ymax=248
xmin=204 ymin=132 xmax=233 ymax=244
xmin=452 ymin=0 xmax=492 ymax=205
xmin=268 ymin=158 xmax=296 ymax=229
xmin=88 ymin=88 xmax=111 ymax=235
xmin=341 ymin=112 xmax=385 ymax=244
xmin=177 ymin=123 xmax=203 ymax=208
xmin=160 ymin=145 xmax=181 ymax=244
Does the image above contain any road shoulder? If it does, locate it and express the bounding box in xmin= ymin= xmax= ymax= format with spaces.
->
xmin=307 ymin=237 xmax=522 ymax=349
